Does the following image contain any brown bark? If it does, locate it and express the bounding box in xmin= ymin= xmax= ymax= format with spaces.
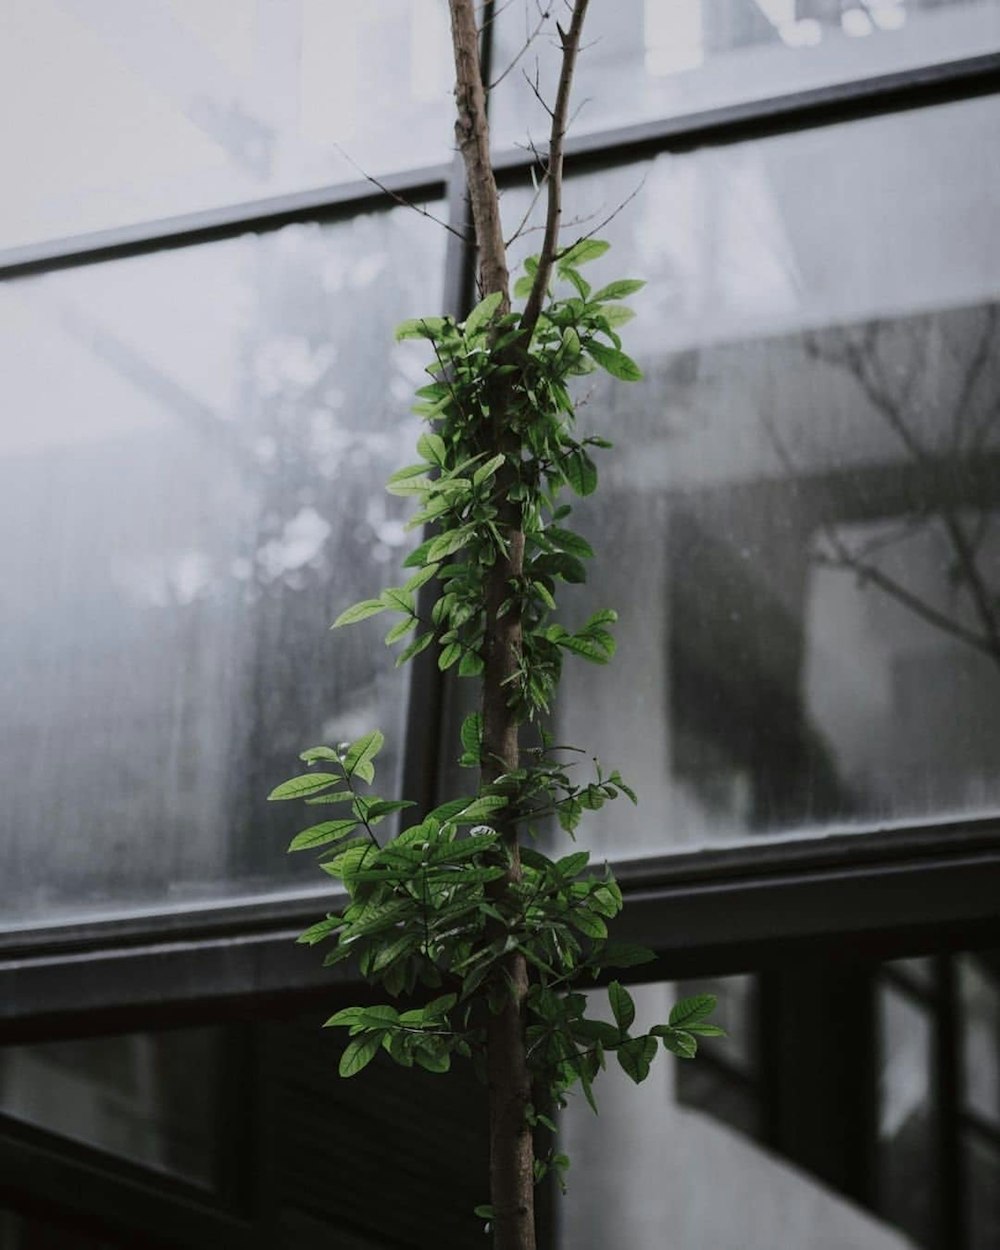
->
xmin=520 ymin=0 xmax=590 ymax=336
xmin=445 ymin=4 xmax=590 ymax=1246
xmin=448 ymin=0 xmax=509 ymax=307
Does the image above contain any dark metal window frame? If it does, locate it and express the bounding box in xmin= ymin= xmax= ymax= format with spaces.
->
xmin=2 ymin=45 xmax=999 ymax=1033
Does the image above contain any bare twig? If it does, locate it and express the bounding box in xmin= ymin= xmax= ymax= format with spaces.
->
xmin=489 ymin=5 xmax=552 ymax=90
xmin=333 ymin=143 xmax=470 ymax=243
xmin=763 ymin=410 xmax=1000 ymax=672
xmin=520 ymin=0 xmax=590 ymax=336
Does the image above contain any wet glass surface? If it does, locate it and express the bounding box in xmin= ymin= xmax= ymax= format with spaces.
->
xmin=491 ymin=0 xmax=1000 ymax=150
xmin=0 ymin=1 xmax=453 ymax=249
xmin=502 ymin=95 xmax=1000 ymax=853
xmin=0 ymin=207 xmax=444 ymax=921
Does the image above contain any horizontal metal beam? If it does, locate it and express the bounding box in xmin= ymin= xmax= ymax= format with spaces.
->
xmin=1 ymin=53 xmax=996 ymax=282
xmin=0 ymin=166 xmax=452 ymax=280
xmin=3 ymin=818 xmax=998 ymax=1036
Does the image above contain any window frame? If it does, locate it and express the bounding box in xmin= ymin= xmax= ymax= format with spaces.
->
xmin=0 ymin=22 xmax=998 ymax=1025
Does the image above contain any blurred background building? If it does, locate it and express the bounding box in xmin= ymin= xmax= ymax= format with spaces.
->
xmin=1 ymin=2 xmax=998 ymax=1246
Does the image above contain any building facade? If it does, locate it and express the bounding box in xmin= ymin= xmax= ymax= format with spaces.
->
xmin=1 ymin=3 xmax=999 ymax=1247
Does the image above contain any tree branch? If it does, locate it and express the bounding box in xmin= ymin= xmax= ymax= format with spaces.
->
xmin=448 ymin=0 xmax=510 ymax=303
xmin=520 ymin=0 xmax=590 ymax=336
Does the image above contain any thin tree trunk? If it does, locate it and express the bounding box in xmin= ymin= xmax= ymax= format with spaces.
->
xmin=446 ymin=3 xmax=589 ymax=1245
xmin=447 ymin=4 xmax=532 ymax=1246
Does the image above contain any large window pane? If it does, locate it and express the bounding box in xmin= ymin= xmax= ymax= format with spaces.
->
xmin=0 ymin=1 xmax=453 ymax=250
xmin=0 ymin=207 xmax=444 ymax=922
xmin=503 ymin=94 xmax=1000 ymax=854
xmin=491 ymin=0 xmax=1000 ymax=148
xmin=557 ymin=977 xmax=911 ymax=1250
xmin=0 ymin=1028 xmax=219 ymax=1185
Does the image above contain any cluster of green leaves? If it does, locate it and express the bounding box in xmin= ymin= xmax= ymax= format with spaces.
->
xmin=334 ymin=238 xmax=642 ymax=718
xmin=270 ymin=729 xmax=721 ymax=1104
xmin=271 ymin=241 xmax=722 ymax=1183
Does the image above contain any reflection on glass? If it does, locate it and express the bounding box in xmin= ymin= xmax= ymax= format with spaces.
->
xmin=558 ymin=978 xmax=908 ymax=1250
xmin=502 ymin=95 xmax=1000 ymax=853
xmin=0 ymin=1 xmax=453 ymax=249
xmin=491 ymin=0 xmax=1000 ymax=148
xmin=0 ymin=1029 xmax=219 ymax=1185
xmin=877 ymin=982 xmax=938 ymax=1246
xmin=675 ymin=975 xmax=760 ymax=1140
xmin=0 ymin=207 xmax=444 ymax=921
xmin=960 ymin=952 xmax=1000 ymax=1128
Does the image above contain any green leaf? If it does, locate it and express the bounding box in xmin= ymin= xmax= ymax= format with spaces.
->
xmin=600 ymin=303 xmax=637 ymax=327
xmin=324 ymin=1006 xmax=366 ymax=1028
xmin=298 ymin=746 xmax=340 ymax=763
xmin=571 ymin=911 xmax=607 ymax=939
xmin=386 ymin=462 xmax=429 ymax=486
xmin=404 ymin=563 xmax=440 ymax=593
xmin=380 ymin=586 xmax=414 ymax=613
xmin=616 ymin=1035 xmax=658 ymax=1083
xmin=562 ymin=449 xmax=598 ymax=497
xmin=395 ymin=315 xmax=447 ymax=341
xmin=343 ymin=730 xmax=384 ymax=783
xmin=402 ymin=537 xmax=436 ymax=568
xmin=599 ymin=942 xmax=654 ymax=969
xmin=547 ymin=526 xmax=594 ymax=559
xmin=586 ymin=339 xmax=643 ymax=381
xmin=268 ymin=773 xmax=341 ymax=801
xmin=513 ymin=273 xmax=533 ymax=299
xmin=339 ymin=1033 xmax=383 ymax=1077
xmin=453 ymin=794 xmax=508 ymax=824
xmin=438 ymin=641 xmax=463 ymax=670
xmin=395 ymin=632 xmax=434 ymax=667
xmin=686 ymin=1024 xmax=727 ymax=1037
xmin=384 ymin=616 xmax=417 ymax=645
xmin=572 ymin=1018 xmax=622 ymax=1046
xmin=652 ymin=1026 xmax=698 ymax=1059
xmin=296 ymin=915 xmax=343 ymax=945
xmin=473 ymin=453 xmax=505 ymax=487
xmin=669 ymin=994 xmax=717 ymax=1029
xmin=332 ymin=599 xmax=387 ymax=628
xmin=608 ymin=981 xmax=636 ymax=1033
xmin=556 ymin=851 xmax=590 ymax=878
xmin=592 ymin=278 xmax=646 ymax=302
xmin=427 ymin=528 xmax=472 ymax=562
xmin=417 ymin=431 xmax=447 ymax=467
xmin=362 ymin=799 xmax=416 ymax=820
xmin=303 ymin=790 xmax=353 ymax=806
xmin=458 ymin=649 xmax=484 ymax=677
xmin=288 ymin=819 xmax=359 ymax=851
xmin=558 ymin=238 xmax=610 ymax=269
xmin=464 ymin=290 xmax=504 ymax=337
xmin=414 ymin=1044 xmax=451 ymax=1074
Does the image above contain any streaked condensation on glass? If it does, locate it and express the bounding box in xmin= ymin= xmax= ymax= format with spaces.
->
xmin=0 ymin=206 xmax=445 ymax=922
xmin=491 ymin=0 xmax=1000 ymax=149
xmin=0 ymin=0 xmax=453 ymax=249
xmin=501 ymin=94 xmax=1000 ymax=853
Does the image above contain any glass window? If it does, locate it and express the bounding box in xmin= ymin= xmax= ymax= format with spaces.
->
xmin=502 ymin=94 xmax=1000 ymax=854
xmin=877 ymin=982 xmax=939 ymax=1246
xmin=490 ymin=0 xmax=1000 ymax=149
xmin=960 ymin=952 xmax=1000 ymax=1130
xmin=0 ymin=1 xmax=453 ymax=250
xmin=556 ymin=976 xmax=910 ymax=1250
xmin=0 ymin=205 xmax=445 ymax=923
xmin=555 ymin=949 xmax=999 ymax=1249
xmin=0 ymin=1027 xmax=219 ymax=1185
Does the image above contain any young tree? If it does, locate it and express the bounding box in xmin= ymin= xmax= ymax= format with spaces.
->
xmin=269 ymin=4 xmax=720 ymax=1247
